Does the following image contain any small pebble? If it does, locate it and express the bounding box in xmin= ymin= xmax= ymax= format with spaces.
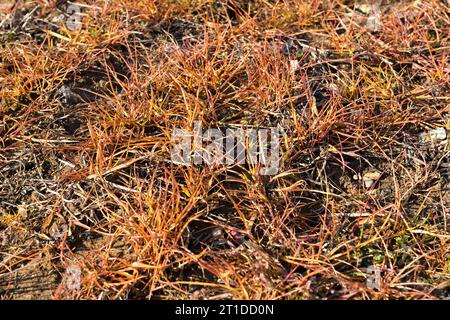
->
xmin=57 ymin=85 xmax=80 ymax=105
xmin=363 ymin=172 xmax=381 ymax=188
xmin=420 ymin=127 xmax=447 ymax=145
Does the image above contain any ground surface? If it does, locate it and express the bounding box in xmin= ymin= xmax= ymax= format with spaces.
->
xmin=0 ymin=0 xmax=449 ymax=299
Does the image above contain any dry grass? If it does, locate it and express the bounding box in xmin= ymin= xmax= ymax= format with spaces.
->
xmin=0 ymin=0 xmax=449 ymax=299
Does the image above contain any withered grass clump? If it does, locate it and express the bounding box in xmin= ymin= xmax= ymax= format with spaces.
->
xmin=0 ymin=0 xmax=449 ymax=299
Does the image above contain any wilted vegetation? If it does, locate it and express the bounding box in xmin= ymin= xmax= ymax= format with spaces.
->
xmin=0 ymin=0 xmax=449 ymax=299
